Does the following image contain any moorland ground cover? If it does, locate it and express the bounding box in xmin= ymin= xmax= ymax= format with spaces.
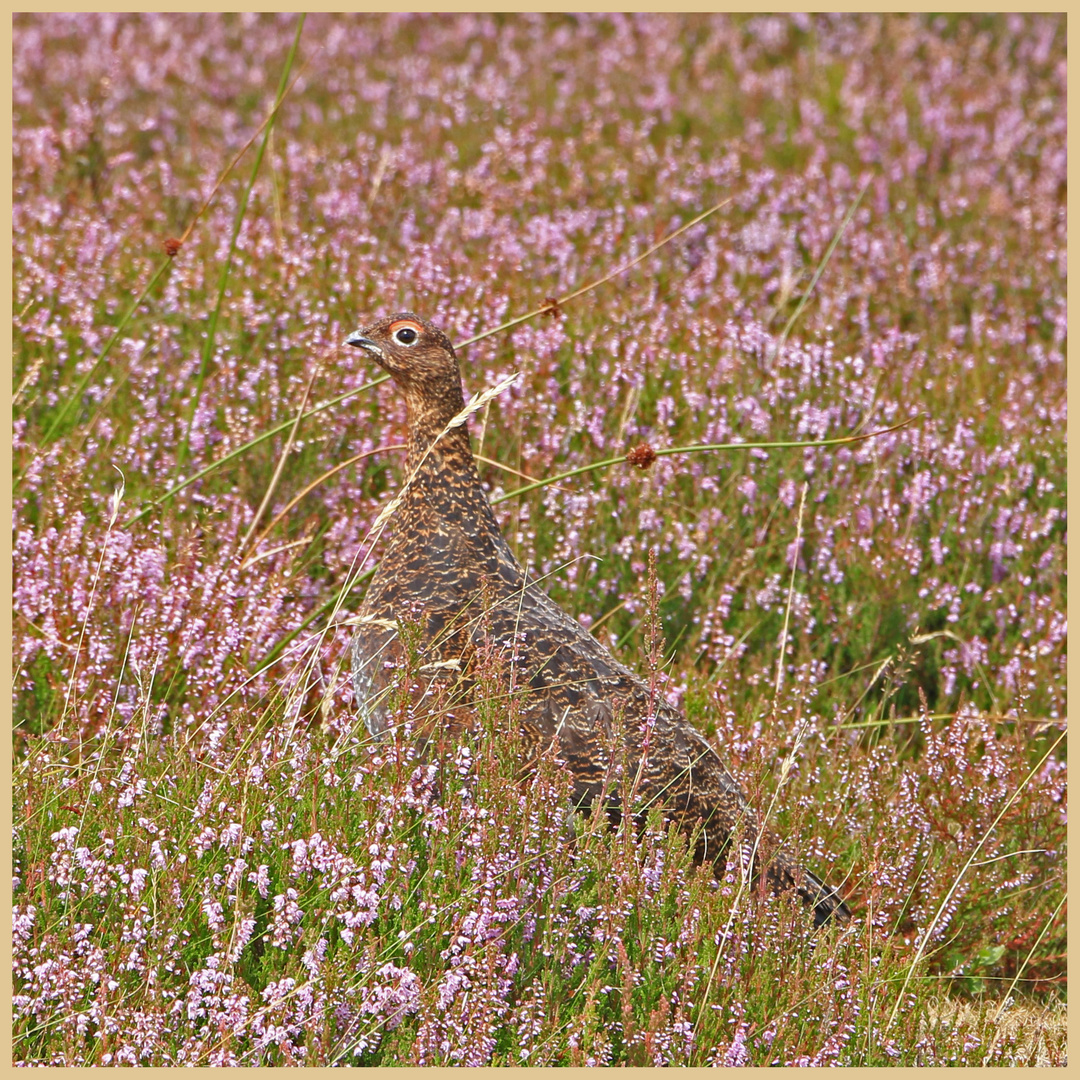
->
xmin=12 ymin=13 xmax=1066 ymax=1065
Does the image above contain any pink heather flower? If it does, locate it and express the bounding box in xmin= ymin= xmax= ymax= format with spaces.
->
xmin=710 ymin=1022 xmax=749 ymax=1067
xmin=130 ymin=868 xmax=149 ymax=899
xmin=248 ymin=864 xmax=271 ymax=898
xmin=193 ymin=827 xmax=217 ymax=859
xmin=202 ymin=897 xmax=226 ymax=933
xmin=12 ymin=906 xmax=36 ymax=944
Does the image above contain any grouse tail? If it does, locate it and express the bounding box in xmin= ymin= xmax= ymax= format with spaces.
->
xmin=802 ymin=869 xmax=851 ymax=927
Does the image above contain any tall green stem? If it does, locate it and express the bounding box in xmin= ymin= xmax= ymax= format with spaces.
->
xmin=173 ymin=16 xmax=306 ymax=479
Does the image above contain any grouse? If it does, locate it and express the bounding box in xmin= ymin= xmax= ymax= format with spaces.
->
xmin=345 ymin=312 xmax=850 ymax=926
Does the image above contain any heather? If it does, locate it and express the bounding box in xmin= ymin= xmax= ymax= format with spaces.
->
xmin=11 ymin=12 xmax=1066 ymax=1065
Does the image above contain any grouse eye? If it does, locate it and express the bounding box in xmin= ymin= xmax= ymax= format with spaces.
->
xmin=394 ymin=326 xmax=418 ymax=345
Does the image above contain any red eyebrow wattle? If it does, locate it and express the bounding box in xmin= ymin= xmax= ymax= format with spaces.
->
xmin=388 ymin=319 xmax=423 ymax=334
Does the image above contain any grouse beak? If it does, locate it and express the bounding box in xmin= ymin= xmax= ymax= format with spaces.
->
xmin=344 ymin=331 xmax=384 ymax=359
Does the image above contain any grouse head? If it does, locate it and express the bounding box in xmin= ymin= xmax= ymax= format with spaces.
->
xmin=345 ymin=312 xmax=462 ymax=400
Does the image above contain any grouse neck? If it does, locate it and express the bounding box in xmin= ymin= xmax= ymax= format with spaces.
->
xmin=402 ymin=387 xmax=482 ymax=493
xmin=394 ymin=381 xmax=524 ymax=586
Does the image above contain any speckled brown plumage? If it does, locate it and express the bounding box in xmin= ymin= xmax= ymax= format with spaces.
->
xmin=345 ymin=312 xmax=850 ymax=926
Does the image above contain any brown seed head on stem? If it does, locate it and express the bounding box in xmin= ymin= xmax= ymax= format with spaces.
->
xmin=626 ymin=442 xmax=657 ymax=470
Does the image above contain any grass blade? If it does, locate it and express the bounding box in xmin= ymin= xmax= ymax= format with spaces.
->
xmin=769 ymin=176 xmax=872 ymax=362
xmin=238 ymin=353 xmax=321 ymax=555
xmin=36 ymin=260 xmax=173 ymax=448
xmin=239 ymin=443 xmax=406 ymax=567
xmin=457 ymin=195 xmax=735 ymax=348
xmin=32 ymin=24 xmax=318 ymax=460
xmin=122 ymin=374 xmax=390 ymax=529
xmin=125 ymin=197 xmax=734 ymax=520
xmin=886 ymin=725 xmax=1067 ymax=1030
xmin=254 ymin=415 xmax=918 ymax=673
xmin=173 ymin=15 xmax=306 ymax=477
xmin=492 ymin=415 xmax=919 ymax=504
